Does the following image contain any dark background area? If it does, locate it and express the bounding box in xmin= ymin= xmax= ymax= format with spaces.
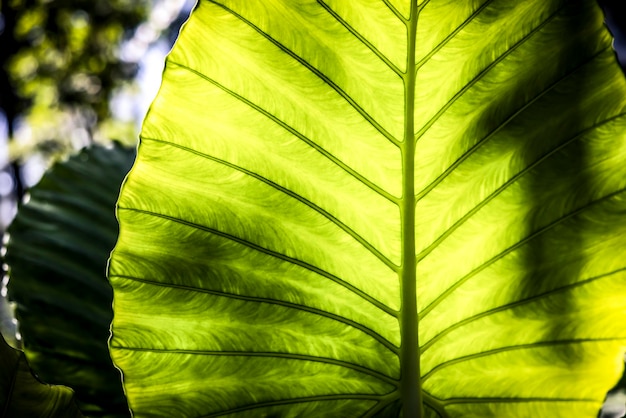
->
xmin=598 ymin=0 xmax=626 ymax=69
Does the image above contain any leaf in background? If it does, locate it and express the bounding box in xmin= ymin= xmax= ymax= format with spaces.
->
xmin=108 ymin=1 xmax=626 ymax=417
xmin=5 ymin=144 xmax=135 ymax=417
xmin=0 ymin=333 xmax=83 ymax=417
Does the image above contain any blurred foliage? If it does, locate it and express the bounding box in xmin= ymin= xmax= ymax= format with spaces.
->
xmin=0 ymin=0 xmax=150 ymax=163
xmin=1 ymin=333 xmax=84 ymax=417
xmin=4 ymin=144 xmax=135 ymax=417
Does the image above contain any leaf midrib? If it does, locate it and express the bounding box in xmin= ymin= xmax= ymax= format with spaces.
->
xmin=399 ymin=2 xmax=421 ymax=416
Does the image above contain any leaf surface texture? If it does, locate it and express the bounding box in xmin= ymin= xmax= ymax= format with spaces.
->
xmin=109 ymin=1 xmax=626 ymax=416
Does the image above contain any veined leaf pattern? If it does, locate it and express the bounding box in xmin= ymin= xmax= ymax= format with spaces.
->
xmin=109 ymin=1 xmax=626 ymax=417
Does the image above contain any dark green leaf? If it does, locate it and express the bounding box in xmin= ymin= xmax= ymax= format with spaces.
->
xmin=0 ymin=333 xmax=83 ymax=418
xmin=6 ymin=144 xmax=135 ymax=417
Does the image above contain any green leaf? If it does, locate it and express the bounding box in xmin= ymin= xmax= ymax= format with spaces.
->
xmin=5 ymin=144 xmax=135 ymax=417
xmin=108 ymin=1 xmax=626 ymax=417
xmin=0 ymin=333 xmax=84 ymax=417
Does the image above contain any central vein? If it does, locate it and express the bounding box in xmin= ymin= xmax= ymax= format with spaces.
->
xmin=399 ymin=1 xmax=422 ymax=417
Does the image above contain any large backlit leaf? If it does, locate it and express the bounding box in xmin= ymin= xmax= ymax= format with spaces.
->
xmin=0 ymin=334 xmax=83 ymax=417
xmin=5 ymin=145 xmax=135 ymax=417
xmin=108 ymin=1 xmax=626 ymax=417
